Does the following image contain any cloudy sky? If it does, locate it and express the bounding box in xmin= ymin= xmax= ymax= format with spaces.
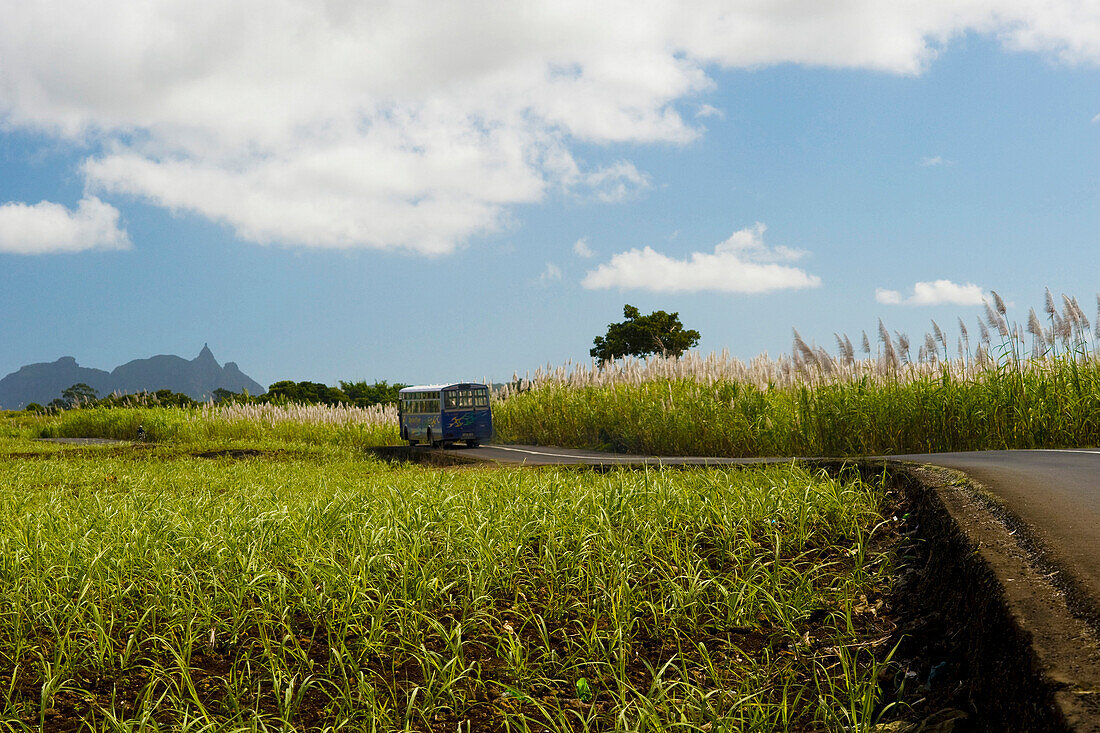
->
xmin=2 ymin=1 xmax=1099 ymax=387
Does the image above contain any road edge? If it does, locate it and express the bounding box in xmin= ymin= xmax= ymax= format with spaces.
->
xmin=872 ymin=460 xmax=1100 ymax=732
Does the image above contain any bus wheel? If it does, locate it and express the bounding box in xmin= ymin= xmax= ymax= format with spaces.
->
xmin=467 ymin=439 xmax=480 ymax=448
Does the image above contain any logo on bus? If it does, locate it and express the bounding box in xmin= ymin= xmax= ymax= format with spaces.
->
xmin=447 ymin=413 xmax=478 ymax=429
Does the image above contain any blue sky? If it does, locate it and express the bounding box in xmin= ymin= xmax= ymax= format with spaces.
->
xmin=1 ymin=4 xmax=1099 ymax=389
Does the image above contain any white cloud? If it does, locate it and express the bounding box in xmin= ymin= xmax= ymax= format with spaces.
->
xmin=573 ymin=237 xmax=595 ymax=258
xmin=0 ymin=2 xmax=1098 ymax=253
xmin=582 ymin=223 xmax=820 ymax=293
xmin=876 ymin=280 xmax=985 ymax=306
xmin=695 ymin=103 xmax=724 ymax=119
xmin=875 ymin=288 xmax=903 ymax=305
xmin=919 ymin=155 xmax=953 ymax=166
xmin=81 ymin=151 xmax=512 ymax=255
xmin=578 ymin=161 xmax=651 ymax=203
xmin=0 ymin=197 xmax=130 ymax=254
xmin=539 ymin=262 xmax=562 ymax=282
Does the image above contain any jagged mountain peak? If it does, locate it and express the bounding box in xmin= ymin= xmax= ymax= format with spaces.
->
xmin=0 ymin=346 xmax=264 ymax=408
xmin=195 ymin=343 xmax=218 ymax=364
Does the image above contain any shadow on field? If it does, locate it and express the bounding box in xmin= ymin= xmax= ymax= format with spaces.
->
xmin=838 ymin=460 xmax=1090 ymax=732
xmin=194 ymin=448 xmax=265 ymax=459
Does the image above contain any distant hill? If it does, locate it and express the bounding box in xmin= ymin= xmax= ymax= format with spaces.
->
xmin=0 ymin=345 xmax=265 ymax=409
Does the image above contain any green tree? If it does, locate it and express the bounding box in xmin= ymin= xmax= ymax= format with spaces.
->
xmin=93 ymin=390 xmax=195 ymax=408
xmin=338 ymin=380 xmax=409 ymax=407
xmin=212 ymin=388 xmax=238 ymax=404
xmin=265 ymin=380 xmax=349 ymax=405
xmin=61 ymin=383 xmax=98 ymax=407
xmin=590 ymin=304 xmax=700 ymax=363
xmin=150 ymin=389 xmax=197 ymax=408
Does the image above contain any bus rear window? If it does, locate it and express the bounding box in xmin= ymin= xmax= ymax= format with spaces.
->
xmin=444 ymin=388 xmax=489 ymax=409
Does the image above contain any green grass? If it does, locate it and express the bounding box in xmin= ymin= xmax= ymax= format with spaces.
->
xmin=20 ymin=404 xmax=400 ymax=449
xmin=0 ymin=438 xmax=898 ymax=731
xmin=494 ymin=355 xmax=1100 ymax=456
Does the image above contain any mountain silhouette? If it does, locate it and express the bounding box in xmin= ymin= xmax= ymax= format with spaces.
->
xmin=0 ymin=345 xmax=264 ymax=409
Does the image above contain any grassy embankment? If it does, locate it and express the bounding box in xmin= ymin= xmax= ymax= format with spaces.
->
xmin=15 ymin=401 xmax=401 ymax=450
xmin=495 ymin=318 xmax=1100 ymax=457
xmin=493 ymin=357 xmax=1100 ymax=456
xmin=0 ymin=435 xmax=899 ymax=731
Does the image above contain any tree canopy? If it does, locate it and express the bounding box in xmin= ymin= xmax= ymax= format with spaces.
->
xmin=61 ymin=383 xmax=98 ymax=407
xmin=260 ymin=380 xmax=407 ymax=406
xmin=265 ymin=380 xmax=349 ymax=405
xmin=338 ymin=380 xmax=408 ymax=407
xmin=590 ymin=305 xmax=700 ymax=363
xmin=212 ymin=388 xmax=238 ymax=403
xmin=39 ymin=379 xmax=406 ymax=410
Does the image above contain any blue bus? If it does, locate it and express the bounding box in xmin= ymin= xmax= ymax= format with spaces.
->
xmin=398 ymin=383 xmax=493 ymax=448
